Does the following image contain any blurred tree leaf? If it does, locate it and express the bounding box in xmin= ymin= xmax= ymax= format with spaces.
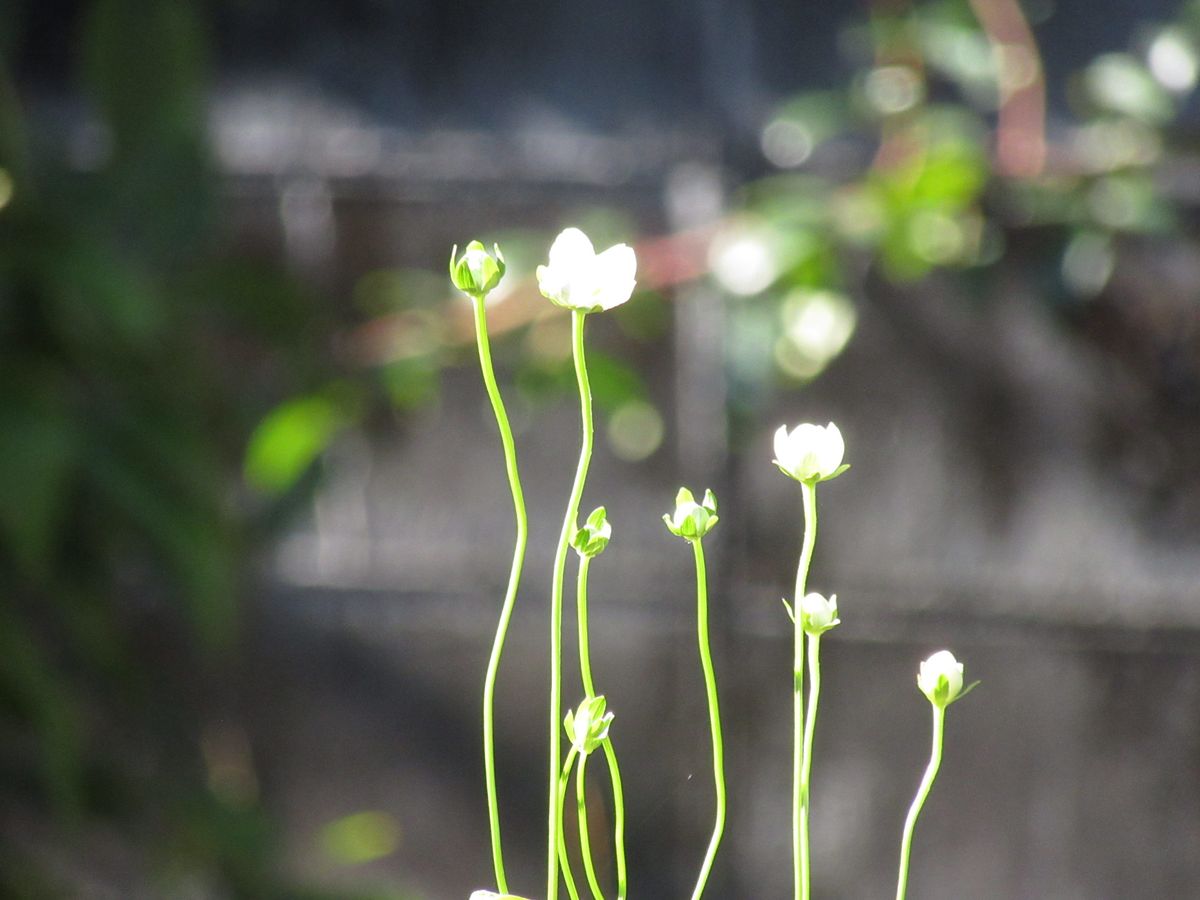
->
xmin=0 ymin=368 xmax=79 ymax=577
xmin=244 ymin=388 xmax=360 ymax=495
xmin=581 ymin=351 xmax=647 ymax=415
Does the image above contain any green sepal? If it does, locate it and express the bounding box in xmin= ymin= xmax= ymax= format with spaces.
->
xmin=450 ymin=240 xmax=506 ymax=296
xmin=571 ymin=506 xmax=612 ymax=558
xmin=663 ymin=486 xmax=719 ymax=540
xmin=781 ymin=597 xmax=795 ymax=623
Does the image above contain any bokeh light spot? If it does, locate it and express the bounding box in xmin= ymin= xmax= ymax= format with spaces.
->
xmin=1061 ymin=232 xmax=1114 ymax=297
xmin=761 ymin=119 xmax=814 ymax=168
xmin=1148 ymin=29 xmax=1198 ymax=93
xmin=863 ymin=66 xmax=924 ymax=115
xmin=607 ymin=400 xmax=664 ymax=462
xmin=708 ymin=221 xmax=779 ymax=296
xmin=775 ymin=289 xmax=856 ymax=379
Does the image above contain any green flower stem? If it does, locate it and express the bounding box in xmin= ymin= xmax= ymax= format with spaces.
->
xmin=557 ymin=747 xmax=582 ymax=900
xmin=689 ymin=538 xmax=726 ymax=900
xmin=793 ymin=481 xmax=818 ymax=900
xmin=548 ymin=310 xmax=594 ymax=900
xmin=799 ymin=631 xmax=823 ymax=894
xmin=577 ymin=556 xmax=597 ymax=697
xmin=577 ymin=753 xmax=605 ymax=900
xmin=578 ymin=553 xmax=629 ymax=899
xmin=470 ymin=293 xmax=529 ymax=895
xmin=600 ymin=738 xmax=628 ymax=900
xmin=895 ymin=704 xmax=946 ymax=900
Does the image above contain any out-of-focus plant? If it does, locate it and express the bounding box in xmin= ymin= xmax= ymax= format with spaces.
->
xmin=0 ymin=2 xmax=379 ymax=897
xmin=718 ymin=0 xmax=1200 ymax=398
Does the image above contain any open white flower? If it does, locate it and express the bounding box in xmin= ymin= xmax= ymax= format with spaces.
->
xmin=773 ymin=421 xmax=848 ymax=484
xmin=536 ymin=227 xmax=637 ymax=313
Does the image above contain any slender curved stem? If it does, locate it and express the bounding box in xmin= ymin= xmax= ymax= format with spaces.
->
xmin=794 ymin=481 xmax=818 ymax=900
xmin=557 ymin=747 xmax=582 ymax=900
xmin=601 ymin=738 xmax=627 ymax=900
xmin=895 ymin=705 xmax=946 ymax=900
xmin=690 ymin=539 xmax=726 ymax=900
xmin=548 ymin=310 xmax=594 ymax=900
xmin=799 ymin=632 xmax=822 ymax=893
xmin=577 ymin=556 xmax=597 ymax=697
xmin=577 ymin=753 xmax=605 ymax=900
xmin=576 ymin=478 xmax=628 ymax=897
xmin=470 ymin=293 xmax=528 ymax=894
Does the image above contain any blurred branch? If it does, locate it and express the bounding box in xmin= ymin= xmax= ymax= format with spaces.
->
xmin=967 ymin=0 xmax=1046 ymax=177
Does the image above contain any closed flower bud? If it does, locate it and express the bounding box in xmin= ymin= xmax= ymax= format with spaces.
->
xmin=800 ymin=592 xmax=840 ymax=635
xmin=662 ymin=487 xmax=719 ymax=541
xmin=773 ymin=422 xmax=849 ymax=484
xmin=450 ymin=240 xmax=506 ymax=297
xmin=572 ymin=506 xmax=612 ymax=558
xmin=917 ymin=650 xmax=974 ymax=708
xmin=536 ymin=227 xmax=637 ymax=313
xmin=564 ymin=695 xmax=614 ymax=756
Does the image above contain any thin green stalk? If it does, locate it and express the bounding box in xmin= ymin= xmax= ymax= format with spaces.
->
xmin=576 ymin=480 xmax=627 ymax=897
xmin=601 ymin=738 xmax=627 ymax=900
xmin=799 ymin=632 xmax=822 ymax=896
xmin=470 ymin=293 xmax=528 ymax=895
xmin=548 ymin=310 xmax=594 ymax=900
xmin=577 ymin=556 xmax=597 ymax=697
xmin=577 ymin=753 xmax=605 ymax=900
xmin=557 ymin=747 xmax=582 ymax=900
xmin=690 ymin=539 xmax=726 ymax=900
xmin=895 ymin=705 xmax=946 ymax=900
xmin=794 ymin=481 xmax=818 ymax=900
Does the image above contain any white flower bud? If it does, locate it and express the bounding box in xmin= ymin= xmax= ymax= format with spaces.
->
xmin=564 ymin=695 xmax=614 ymax=756
xmin=772 ymin=421 xmax=849 ymax=484
xmin=536 ymin=227 xmax=637 ymax=313
xmin=571 ymin=506 xmax=612 ymax=558
xmin=662 ymin=487 xmax=719 ymax=541
xmin=917 ymin=650 xmax=966 ymax=708
xmin=450 ymin=240 xmax=506 ymax=297
xmin=799 ymin=592 xmax=840 ymax=635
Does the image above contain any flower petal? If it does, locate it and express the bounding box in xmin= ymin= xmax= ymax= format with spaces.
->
xmin=594 ymin=243 xmax=637 ymax=309
xmin=547 ymin=227 xmax=596 ymax=272
xmin=773 ymin=424 xmax=791 ymax=469
xmin=821 ymin=422 xmax=845 ymax=474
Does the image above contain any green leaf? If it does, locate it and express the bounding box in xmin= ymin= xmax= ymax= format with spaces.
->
xmin=0 ymin=372 xmax=79 ymax=575
xmin=584 ymin=352 xmax=647 ymax=414
xmin=244 ymin=390 xmax=354 ymax=495
xmin=319 ymin=811 xmax=401 ymax=866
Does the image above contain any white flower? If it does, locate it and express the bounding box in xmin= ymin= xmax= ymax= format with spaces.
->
xmin=470 ymin=892 xmax=534 ymax=900
xmin=799 ymin=592 xmax=840 ymax=635
xmin=773 ymin=421 xmax=848 ymax=484
xmin=917 ymin=650 xmax=966 ymax=708
xmin=536 ymin=227 xmax=637 ymax=313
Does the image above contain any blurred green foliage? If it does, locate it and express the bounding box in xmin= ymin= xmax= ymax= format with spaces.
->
xmin=0 ymin=1 xmax=363 ymax=896
xmin=725 ymin=0 xmax=1200 ymax=403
